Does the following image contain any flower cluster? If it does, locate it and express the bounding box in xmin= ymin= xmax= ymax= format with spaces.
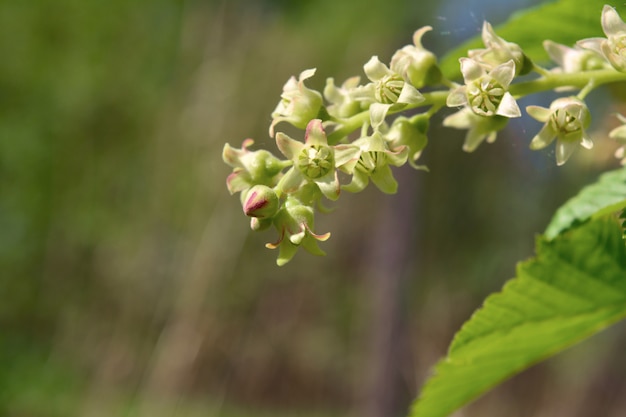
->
xmin=223 ymin=5 xmax=626 ymax=265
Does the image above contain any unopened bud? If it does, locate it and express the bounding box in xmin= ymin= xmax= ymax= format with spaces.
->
xmin=243 ymin=185 xmax=279 ymax=218
xmin=391 ymin=26 xmax=441 ymax=88
xmin=386 ymin=116 xmax=428 ymax=158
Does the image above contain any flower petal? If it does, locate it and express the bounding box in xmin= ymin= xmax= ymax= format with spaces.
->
xmin=298 ymin=68 xmax=317 ymax=82
xmin=609 ymin=124 xmax=626 ymax=142
xmin=442 ymin=108 xmax=472 ymax=129
xmin=489 ymin=60 xmax=516 ymax=87
xmin=370 ymin=164 xmax=398 ymax=194
xmin=314 ymin=171 xmax=341 ymax=201
xmin=276 ymin=132 xmax=305 ymax=159
xmin=526 ymin=105 xmax=551 ymax=122
xmin=462 ymin=128 xmax=486 ymax=152
xmin=334 ymin=145 xmax=361 ymax=168
xmin=397 ymin=82 xmax=424 ymax=104
xmin=529 ymin=123 xmax=557 ymax=150
xmin=460 ymin=58 xmax=484 ymax=83
xmin=342 ymin=169 xmax=369 ymax=193
xmin=304 ymin=119 xmax=328 ymax=146
xmin=555 ymin=140 xmax=579 ymax=166
xmin=276 ymin=240 xmax=299 ymax=266
xmin=364 ymin=56 xmax=391 ymax=81
xmin=226 ymin=170 xmax=250 ymax=194
xmin=580 ymin=133 xmax=594 ymax=149
xmin=276 ymin=167 xmax=304 ymax=194
xmin=577 ymin=37 xmax=605 ymax=55
xmin=385 ymin=146 xmax=409 ymax=167
xmin=222 ymin=139 xmax=254 ymax=168
xmin=301 ymin=236 xmax=326 ymax=256
xmin=370 ymin=103 xmax=392 ymax=130
xmin=412 ymin=26 xmax=433 ymax=48
xmin=602 ymin=5 xmax=626 ymax=36
xmin=496 ymin=92 xmax=521 ymax=118
xmin=446 ymin=87 xmax=468 ymax=107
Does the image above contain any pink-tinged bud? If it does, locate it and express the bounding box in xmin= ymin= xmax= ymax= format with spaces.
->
xmin=243 ymin=185 xmax=279 ymax=218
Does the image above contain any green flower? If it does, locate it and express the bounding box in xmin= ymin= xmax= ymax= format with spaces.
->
xmin=338 ymin=132 xmax=408 ymax=194
xmin=527 ymin=97 xmax=592 ymax=166
xmin=275 ymin=119 xmax=359 ymax=201
xmin=324 ymin=76 xmax=365 ymax=119
xmin=578 ymin=5 xmax=626 ymax=72
xmin=266 ymin=197 xmax=330 ymax=266
xmin=390 ymin=26 xmax=441 ymax=88
xmin=442 ymin=108 xmax=509 ymax=152
xmin=222 ymin=139 xmax=290 ymax=195
xmin=447 ymin=58 xmax=521 ymax=118
xmin=468 ymin=22 xmax=530 ymax=74
xmin=359 ymin=56 xmax=424 ymax=130
xmin=544 ymin=40 xmax=607 ymax=74
xmin=270 ymin=68 xmax=324 ymax=136
xmin=384 ymin=116 xmax=429 ymax=169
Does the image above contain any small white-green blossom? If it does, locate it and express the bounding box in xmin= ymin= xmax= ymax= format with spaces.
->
xmin=390 ymin=26 xmax=441 ymax=88
xmin=527 ymin=97 xmax=593 ymax=166
xmin=266 ymin=196 xmax=330 ymax=266
xmin=270 ymin=68 xmax=323 ymax=136
xmin=384 ymin=116 xmax=428 ymax=169
xmin=578 ymin=5 xmax=626 ymax=72
xmin=223 ymin=139 xmax=291 ymax=195
xmin=447 ymin=58 xmax=521 ymax=118
xmin=275 ymin=119 xmax=359 ymax=201
xmin=359 ymin=56 xmax=424 ymax=130
xmin=544 ymin=40 xmax=607 ymax=74
xmin=468 ymin=22 xmax=529 ymax=74
xmin=338 ymin=132 xmax=409 ymax=194
xmin=324 ymin=76 xmax=364 ymax=119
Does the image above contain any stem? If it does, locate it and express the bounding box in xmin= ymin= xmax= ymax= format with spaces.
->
xmin=327 ymin=69 xmax=626 ymax=145
xmin=509 ymin=68 xmax=626 ymax=96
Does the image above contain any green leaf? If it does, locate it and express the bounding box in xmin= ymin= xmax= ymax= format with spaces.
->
xmin=439 ymin=0 xmax=626 ymax=80
xmin=410 ymin=217 xmax=626 ymax=417
xmin=545 ymin=166 xmax=626 ymax=239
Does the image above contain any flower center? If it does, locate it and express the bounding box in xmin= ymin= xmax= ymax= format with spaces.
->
xmin=297 ymin=145 xmax=334 ymax=179
xmin=611 ymin=34 xmax=626 ymax=58
xmin=467 ymin=78 xmax=505 ymax=116
xmin=356 ymin=151 xmax=384 ymax=173
xmin=551 ymin=109 xmax=582 ymax=142
xmin=375 ymin=74 xmax=405 ymax=104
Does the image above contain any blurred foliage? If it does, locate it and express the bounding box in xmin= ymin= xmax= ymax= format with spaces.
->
xmin=1 ymin=0 xmax=626 ymax=416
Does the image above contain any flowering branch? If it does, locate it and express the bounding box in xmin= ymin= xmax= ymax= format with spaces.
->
xmin=223 ymin=4 xmax=626 ymax=265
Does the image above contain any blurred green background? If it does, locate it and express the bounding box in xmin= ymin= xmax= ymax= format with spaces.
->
xmin=2 ymin=0 xmax=626 ymax=416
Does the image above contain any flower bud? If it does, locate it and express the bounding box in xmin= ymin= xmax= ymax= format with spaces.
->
xmin=223 ymin=140 xmax=290 ymax=194
xmin=324 ymin=76 xmax=363 ymax=119
xmin=386 ymin=116 xmax=428 ymax=164
xmin=243 ymin=185 xmax=280 ymax=219
xmin=270 ymin=69 xmax=323 ymax=136
xmin=390 ymin=26 xmax=441 ymax=88
xmin=469 ymin=22 xmax=532 ymax=75
xmin=578 ymin=6 xmax=626 ymax=72
xmin=527 ymin=97 xmax=593 ymax=165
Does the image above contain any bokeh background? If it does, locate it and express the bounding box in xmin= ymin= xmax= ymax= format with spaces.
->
xmin=3 ymin=0 xmax=626 ymax=416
